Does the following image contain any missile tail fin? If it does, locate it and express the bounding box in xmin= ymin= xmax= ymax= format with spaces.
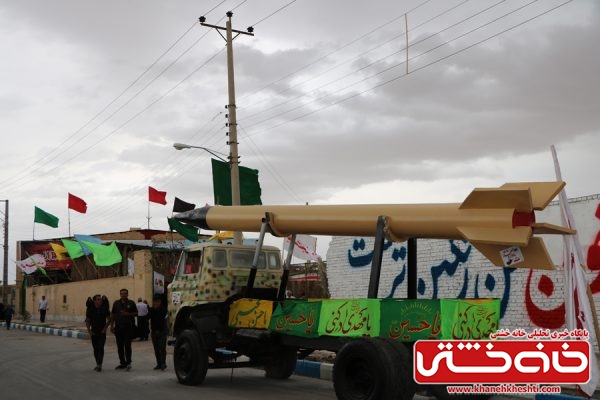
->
xmin=532 ymin=222 xmax=576 ymax=235
xmin=471 ymin=237 xmax=555 ymax=270
xmin=500 ymin=181 xmax=565 ymax=210
xmin=460 ymin=188 xmax=533 ymax=212
xmin=458 ymin=226 xmax=531 ymax=246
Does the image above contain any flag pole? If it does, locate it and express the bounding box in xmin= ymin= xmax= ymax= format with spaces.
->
xmin=33 ymin=221 xmax=35 ymax=241
xmin=147 ymin=200 xmax=150 ymax=230
xmin=552 ymin=145 xmax=600 ymax=366
xmin=68 ymin=208 xmax=71 ymax=237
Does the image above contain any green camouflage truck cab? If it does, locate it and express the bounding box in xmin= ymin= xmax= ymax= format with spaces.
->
xmin=168 ymin=242 xmax=283 ymax=337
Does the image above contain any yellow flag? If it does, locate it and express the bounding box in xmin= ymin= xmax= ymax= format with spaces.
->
xmin=207 ymin=231 xmax=236 ymax=241
xmin=50 ymin=243 xmax=70 ymax=261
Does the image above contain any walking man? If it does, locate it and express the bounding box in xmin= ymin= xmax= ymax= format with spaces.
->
xmin=86 ymin=294 xmax=111 ymax=371
xmin=136 ymin=297 xmax=149 ymax=341
xmin=149 ymin=294 xmax=168 ymax=370
xmin=4 ymin=304 xmax=14 ymax=330
xmin=110 ymin=288 xmax=137 ymax=370
xmin=38 ymin=295 xmax=48 ymax=322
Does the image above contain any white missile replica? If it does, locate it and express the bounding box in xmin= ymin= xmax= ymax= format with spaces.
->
xmin=175 ymin=181 xmax=574 ymax=270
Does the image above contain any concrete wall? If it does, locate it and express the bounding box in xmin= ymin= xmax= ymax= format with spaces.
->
xmin=23 ymin=249 xmax=154 ymax=322
xmin=326 ymin=195 xmax=600 ymax=333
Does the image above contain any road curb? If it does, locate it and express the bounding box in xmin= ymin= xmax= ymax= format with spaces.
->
xmin=294 ymin=359 xmax=333 ymax=380
xmin=1 ymin=321 xmax=89 ymax=339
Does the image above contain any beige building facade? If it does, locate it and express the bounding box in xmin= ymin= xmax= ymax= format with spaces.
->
xmin=15 ymin=229 xmax=203 ymax=321
xmin=22 ymin=249 xmax=153 ymax=322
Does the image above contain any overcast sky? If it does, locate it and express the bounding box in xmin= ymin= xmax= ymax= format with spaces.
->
xmin=1 ymin=0 xmax=599 ymax=283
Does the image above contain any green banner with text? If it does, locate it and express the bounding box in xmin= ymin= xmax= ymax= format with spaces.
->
xmin=380 ymin=299 xmax=441 ymax=342
xmin=317 ymin=299 xmax=380 ymax=337
xmin=269 ymin=300 xmax=321 ymax=337
xmin=440 ymin=299 xmax=500 ymax=340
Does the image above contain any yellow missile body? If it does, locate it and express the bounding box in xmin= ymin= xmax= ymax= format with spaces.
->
xmin=176 ymin=182 xmax=573 ymax=270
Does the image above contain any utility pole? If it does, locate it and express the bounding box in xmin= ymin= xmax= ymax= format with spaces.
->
xmin=1 ymin=200 xmax=8 ymax=305
xmin=200 ymin=12 xmax=254 ymax=245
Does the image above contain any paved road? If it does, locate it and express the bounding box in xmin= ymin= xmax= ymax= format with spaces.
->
xmin=0 ymin=328 xmax=336 ymax=400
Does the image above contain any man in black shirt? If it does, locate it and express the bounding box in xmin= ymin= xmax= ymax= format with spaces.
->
xmin=86 ymin=294 xmax=111 ymax=371
xmin=110 ymin=288 xmax=137 ymax=370
xmin=149 ymin=294 xmax=169 ymax=370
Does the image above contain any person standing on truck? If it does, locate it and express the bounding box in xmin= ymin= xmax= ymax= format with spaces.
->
xmin=85 ymin=294 xmax=111 ymax=371
xmin=149 ymin=294 xmax=168 ymax=370
xmin=110 ymin=288 xmax=137 ymax=370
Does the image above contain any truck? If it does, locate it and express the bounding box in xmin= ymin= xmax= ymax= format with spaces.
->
xmin=167 ymin=181 xmax=572 ymax=400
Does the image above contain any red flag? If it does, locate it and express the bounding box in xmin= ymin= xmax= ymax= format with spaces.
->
xmin=68 ymin=193 xmax=87 ymax=213
xmin=148 ymin=186 xmax=167 ymax=205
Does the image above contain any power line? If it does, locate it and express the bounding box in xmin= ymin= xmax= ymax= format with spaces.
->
xmin=241 ymin=0 xmax=516 ymax=131
xmin=2 ymin=2 xmax=236 ymax=191
xmin=205 ymin=0 xmax=230 ymax=16
xmin=242 ymin=0 xmax=572 ymax=140
xmin=237 ymin=0 xmax=433 ymax=106
xmin=239 ymin=0 xmax=473 ymax=115
xmin=231 ymin=0 xmax=250 ymax=12
xmin=0 ymin=20 xmax=200 ymax=189
xmin=239 ymin=125 xmax=304 ymax=203
xmin=4 ymin=48 xmax=227 ymax=194
xmin=251 ymin=0 xmax=299 ymax=27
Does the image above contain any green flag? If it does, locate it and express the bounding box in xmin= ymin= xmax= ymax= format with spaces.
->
xmin=34 ymin=206 xmax=59 ymax=228
xmin=168 ymin=218 xmax=198 ymax=242
xmin=211 ymin=158 xmax=262 ymax=206
xmin=81 ymin=241 xmax=122 ymax=267
xmin=62 ymin=239 xmax=85 ymax=259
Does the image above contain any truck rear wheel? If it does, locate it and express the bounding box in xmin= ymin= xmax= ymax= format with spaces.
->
xmin=372 ymin=338 xmax=417 ymax=400
xmin=333 ymin=338 xmax=401 ymax=400
xmin=174 ymin=329 xmax=208 ymax=385
xmin=264 ymin=346 xmax=298 ymax=379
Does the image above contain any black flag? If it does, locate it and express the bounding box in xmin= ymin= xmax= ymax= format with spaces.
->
xmin=173 ymin=197 xmax=196 ymax=213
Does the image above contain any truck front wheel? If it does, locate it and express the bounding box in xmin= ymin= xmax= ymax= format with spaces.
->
xmin=174 ymin=329 xmax=208 ymax=385
xmin=264 ymin=346 xmax=298 ymax=379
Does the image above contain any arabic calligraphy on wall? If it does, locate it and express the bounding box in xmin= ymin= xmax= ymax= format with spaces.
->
xmin=347 ymin=238 xmax=514 ymax=318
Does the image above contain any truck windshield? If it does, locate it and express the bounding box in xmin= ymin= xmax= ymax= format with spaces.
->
xmin=230 ymin=250 xmax=266 ymax=269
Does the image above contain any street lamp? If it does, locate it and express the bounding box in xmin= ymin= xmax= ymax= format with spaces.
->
xmin=173 ymin=143 xmax=228 ymax=163
xmin=172 ymin=142 xmax=243 ymax=245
